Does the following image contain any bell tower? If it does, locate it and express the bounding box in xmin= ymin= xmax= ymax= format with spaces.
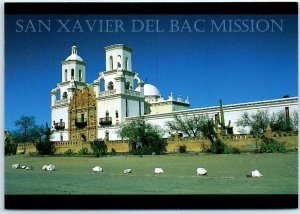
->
xmin=105 ymin=44 xmax=132 ymax=71
xmin=62 ymin=45 xmax=86 ymax=84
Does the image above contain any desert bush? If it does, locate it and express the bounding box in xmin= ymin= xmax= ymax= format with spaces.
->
xmin=210 ymin=139 xmax=226 ymax=154
xmin=78 ymin=148 xmax=89 ymax=155
xmin=63 ymin=149 xmax=76 ymax=156
xmin=259 ymin=137 xmax=286 ymax=153
xmin=200 ymin=142 xmax=210 ymax=153
xmin=178 ymin=145 xmax=187 ymax=153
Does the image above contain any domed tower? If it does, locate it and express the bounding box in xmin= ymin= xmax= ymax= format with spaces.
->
xmin=51 ymin=44 xmax=88 ymax=142
xmin=60 ymin=45 xmax=87 ymax=99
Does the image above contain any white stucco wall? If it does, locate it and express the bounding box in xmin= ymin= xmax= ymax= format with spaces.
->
xmin=97 ymin=127 xmax=120 ymax=140
xmin=52 ymin=130 xmax=68 ymax=142
xmin=51 ymin=106 xmax=69 ymax=141
xmin=129 ymin=97 xmax=298 ymax=138
xmin=97 ymin=98 xmax=122 ymax=126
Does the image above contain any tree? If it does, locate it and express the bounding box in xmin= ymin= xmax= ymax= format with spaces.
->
xmin=236 ymin=110 xmax=270 ymax=135
xmin=270 ymin=110 xmax=292 ymax=132
xmin=14 ymin=115 xmax=39 ymax=143
xmin=5 ymin=131 xmax=17 ymax=155
xmin=166 ymin=113 xmax=228 ymax=153
xmin=117 ymin=118 xmax=167 ymax=155
xmin=291 ymin=110 xmax=298 ymax=132
xmin=166 ymin=114 xmax=208 ymax=138
xmin=35 ymin=123 xmax=54 ymax=155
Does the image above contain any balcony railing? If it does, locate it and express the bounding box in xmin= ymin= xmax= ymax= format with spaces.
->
xmin=55 ymin=99 xmax=68 ymax=105
xmin=99 ymin=89 xmax=116 ymax=98
xmin=99 ymin=117 xmax=112 ymax=126
xmin=125 ymin=90 xmax=140 ymax=96
xmin=75 ymin=118 xmax=87 ymax=128
xmin=54 ymin=122 xmax=65 ymax=130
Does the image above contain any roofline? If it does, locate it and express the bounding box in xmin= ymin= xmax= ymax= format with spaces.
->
xmin=105 ymin=44 xmax=132 ymax=52
xmin=128 ymin=96 xmax=298 ymax=120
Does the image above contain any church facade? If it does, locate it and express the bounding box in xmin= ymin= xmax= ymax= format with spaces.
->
xmin=51 ymin=44 xmax=190 ymax=142
xmin=51 ymin=44 xmax=298 ymax=143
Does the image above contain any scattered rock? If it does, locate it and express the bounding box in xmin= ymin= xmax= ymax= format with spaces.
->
xmin=93 ymin=166 xmax=103 ymax=172
xmin=123 ymin=169 xmax=131 ymax=174
xmin=154 ymin=168 xmax=164 ymax=174
xmin=251 ymin=170 xmax=263 ymax=178
xmin=12 ymin=164 xmax=20 ymax=169
xmin=197 ymin=168 xmax=207 ymax=176
xmin=46 ymin=164 xmax=55 ymax=171
xmin=42 ymin=165 xmax=48 ymax=170
xmin=25 ymin=166 xmax=32 ymax=170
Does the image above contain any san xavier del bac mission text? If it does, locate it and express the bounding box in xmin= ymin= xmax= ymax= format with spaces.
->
xmin=15 ymin=18 xmax=284 ymax=33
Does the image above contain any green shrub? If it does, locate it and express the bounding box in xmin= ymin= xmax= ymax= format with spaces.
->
xmin=111 ymin=148 xmax=117 ymax=156
xmin=223 ymin=145 xmax=241 ymax=154
xmin=131 ymin=147 xmax=152 ymax=155
xmin=231 ymin=147 xmax=241 ymax=154
xmin=178 ymin=145 xmax=187 ymax=153
xmin=63 ymin=149 xmax=76 ymax=156
xmin=78 ymin=148 xmax=89 ymax=155
xmin=259 ymin=137 xmax=287 ymax=153
xmin=90 ymin=140 xmax=107 ymax=157
xmin=211 ymin=139 xmax=225 ymax=154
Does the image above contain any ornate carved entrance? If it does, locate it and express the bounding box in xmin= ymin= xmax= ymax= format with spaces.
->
xmin=68 ymin=87 xmax=97 ymax=142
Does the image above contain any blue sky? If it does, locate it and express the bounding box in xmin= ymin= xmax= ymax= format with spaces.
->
xmin=5 ymin=14 xmax=298 ymax=130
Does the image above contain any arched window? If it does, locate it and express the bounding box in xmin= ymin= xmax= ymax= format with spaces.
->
xmin=105 ymin=111 xmax=109 ymax=119
xmin=117 ymin=55 xmax=122 ymax=69
xmin=126 ymin=99 xmax=129 ymax=117
xmin=107 ymin=81 xmax=114 ymax=90
xmin=115 ymin=110 xmax=119 ymax=119
xmin=125 ymin=57 xmax=129 ymax=70
xmin=109 ymin=56 xmax=113 ymax=70
xmin=71 ymin=69 xmax=74 ymax=79
xmin=139 ymin=101 xmax=141 ymax=116
xmin=62 ymin=92 xmax=68 ymax=99
xmin=105 ymin=130 xmax=109 ymax=140
xmin=125 ymin=82 xmax=130 ymax=90
xmin=79 ymin=69 xmax=82 ymax=81
xmin=65 ymin=69 xmax=68 ymax=81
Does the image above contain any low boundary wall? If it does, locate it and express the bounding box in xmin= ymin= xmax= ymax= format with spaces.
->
xmin=16 ymin=132 xmax=298 ymax=154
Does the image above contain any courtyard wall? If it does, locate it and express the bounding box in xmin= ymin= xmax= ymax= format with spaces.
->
xmin=16 ymin=131 xmax=297 ymax=155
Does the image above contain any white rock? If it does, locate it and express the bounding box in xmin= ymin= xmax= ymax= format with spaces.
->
xmin=197 ymin=168 xmax=207 ymax=176
xmin=251 ymin=170 xmax=263 ymax=178
xmin=123 ymin=169 xmax=131 ymax=174
xmin=21 ymin=165 xmax=26 ymax=169
xmin=46 ymin=164 xmax=55 ymax=171
xmin=42 ymin=165 xmax=48 ymax=170
xmin=154 ymin=168 xmax=164 ymax=174
xmin=12 ymin=164 xmax=20 ymax=169
xmin=25 ymin=166 xmax=32 ymax=170
xmin=93 ymin=166 xmax=103 ymax=172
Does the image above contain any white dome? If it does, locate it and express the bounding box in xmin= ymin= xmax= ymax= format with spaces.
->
xmin=136 ymin=83 xmax=161 ymax=97
xmin=66 ymin=54 xmax=83 ymax=62
xmin=65 ymin=45 xmax=84 ymax=62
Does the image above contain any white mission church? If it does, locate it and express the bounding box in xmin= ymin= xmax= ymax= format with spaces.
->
xmin=50 ymin=44 xmax=298 ymax=142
